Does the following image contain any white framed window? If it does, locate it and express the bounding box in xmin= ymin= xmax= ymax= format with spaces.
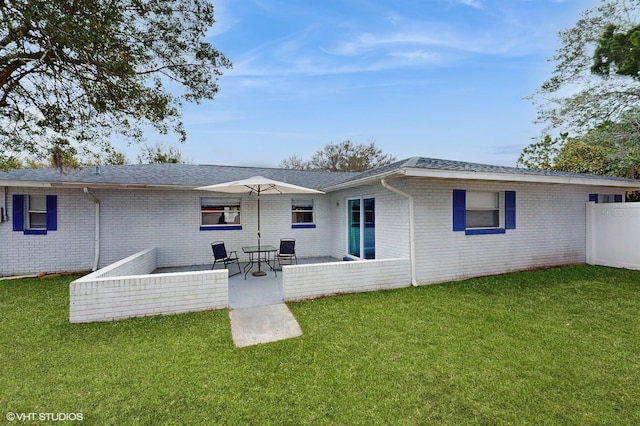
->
xmin=453 ymin=189 xmax=515 ymax=235
xmin=601 ymin=194 xmax=619 ymax=203
xmin=12 ymin=194 xmax=57 ymax=234
xmin=292 ymin=199 xmax=314 ymax=224
xmin=201 ymin=197 xmax=241 ymax=226
xmin=589 ymin=193 xmax=623 ymax=204
xmin=27 ymin=195 xmax=47 ymax=230
xmin=466 ymin=191 xmax=500 ymax=229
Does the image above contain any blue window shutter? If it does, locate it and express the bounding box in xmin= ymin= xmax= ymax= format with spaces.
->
xmin=505 ymin=191 xmax=516 ymax=230
xmin=12 ymin=195 xmax=24 ymax=232
xmin=46 ymin=195 xmax=57 ymax=230
xmin=614 ymin=194 xmax=623 ymax=203
xmin=589 ymin=194 xmax=598 ymax=203
xmin=453 ymin=190 xmax=466 ymax=231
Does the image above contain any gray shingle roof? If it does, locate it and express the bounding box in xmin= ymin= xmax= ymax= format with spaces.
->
xmin=339 ymin=157 xmax=640 ymax=185
xmin=1 ymin=157 xmax=637 ymax=190
xmin=0 ymin=163 xmax=359 ymax=190
xmin=0 ymin=164 xmax=356 ymax=189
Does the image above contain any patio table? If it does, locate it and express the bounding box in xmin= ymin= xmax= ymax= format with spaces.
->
xmin=242 ymin=245 xmax=277 ymax=279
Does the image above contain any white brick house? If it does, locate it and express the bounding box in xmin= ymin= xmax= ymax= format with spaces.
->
xmin=1 ymin=158 xmax=638 ymax=285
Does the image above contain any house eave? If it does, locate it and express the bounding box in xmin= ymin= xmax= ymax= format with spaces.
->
xmin=322 ymin=170 xmax=404 ymax=192
xmin=0 ymin=180 xmax=195 ymax=191
xmin=324 ymin=167 xmax=640 ymax=191
xmin=401 ymin=168 xmax=640 ymax=188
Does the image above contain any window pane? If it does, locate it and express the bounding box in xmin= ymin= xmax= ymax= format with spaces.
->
xmin=29 ymin=195 xmax=46 ymax=211
xmin=201 ymin=197 xmax=240 ymax=209
xmin=202 ymin=212 xmax=224 ymax=225
xmin=467 ymin=191 xmax=498 ymax=209
xmin=292 ymin=199 xmax=313 ymax=209
xmin=291 ymin=199 xmax=313 ymax=223
xmin=292 ymin=212 xmax=313 ymax=223
xmin=466 ymin=210 xmax=499 ymax=228
xmin=201 ymin=198 xmax=240 ymax=225
xmin=363 ymin=198 xmax=375 ymax=259
xmin=29 ymin=212 xmax=47 ymax=229
xmin=348 ymin=199 xmax=360 ymax=257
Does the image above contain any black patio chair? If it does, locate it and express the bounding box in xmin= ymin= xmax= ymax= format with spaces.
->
xmin=211 ymin=241 xmax=241 ymax=276
xmin=276 ymin=238 xmax=297 ymax=269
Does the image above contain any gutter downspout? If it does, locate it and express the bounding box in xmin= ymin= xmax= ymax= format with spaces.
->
xmin=1 ymin=187 xmax=8 ymax=222
xmin=381 ymin=179 xmax=418 ymax=287
xmin=83 ymin=188 xmax=100 ymax=271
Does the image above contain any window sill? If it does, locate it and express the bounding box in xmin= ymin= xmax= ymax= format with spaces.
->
xmin=292 ymin=224 xmax=316 ymax=229
xmin=465 ymin=228 xmax=506 ymax=235
xmin=200 ymin=225 xmax=242 ymax=231
xmin=24 ymin=229 xmax=48 ymax=235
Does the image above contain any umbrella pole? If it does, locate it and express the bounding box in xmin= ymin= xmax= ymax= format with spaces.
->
xmin=253 ymin=193 xmax=266 ymax=277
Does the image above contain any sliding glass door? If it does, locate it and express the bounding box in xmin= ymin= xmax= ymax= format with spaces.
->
xmin=348 ymin=198 xmax=375 ymax=259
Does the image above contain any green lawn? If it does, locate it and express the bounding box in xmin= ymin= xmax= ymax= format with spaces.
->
xmin=1 ymin=265 xmax=639 ymax=425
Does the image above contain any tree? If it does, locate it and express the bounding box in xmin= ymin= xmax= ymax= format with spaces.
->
xmin=520 ymin=0 xmax=640 ymax=179
xmin=0 ymin=0 xmax=231 ymax=168
xmin=592 ymin=24 xmax=640 ymax=79
xmin=85 ymin=146 xmax=129 ymax=166
xmin=527 ymin=0 xmax=640 ymax=138
xmin=552 ymin=139 xmax=614 ymax=175
xmin=280 ymin=154 xmax=310 ymax=170
xmin=0 ymin=155 xmax=22 ymax=171
xmin=518 ymin=109 xmax=640 ymax=178
xmin=517 ymin=134 xmax=564 ymax=170
xmin=281 ymin=141 xmax=396 ymax=172
xmin=137 ymin=143 xmax=188 ymax=164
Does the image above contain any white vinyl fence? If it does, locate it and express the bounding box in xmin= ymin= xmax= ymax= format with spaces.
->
xmin=586 ymin=202 xmax=640 ymax=270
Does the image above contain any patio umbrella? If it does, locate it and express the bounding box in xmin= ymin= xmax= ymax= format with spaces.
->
xmin=196 ymin=176 xmax=324 ymax=276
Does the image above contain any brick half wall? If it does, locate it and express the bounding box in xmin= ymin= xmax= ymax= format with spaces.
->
xmin=70 ymin=248 xmax=228 ymax=323
xmin=282 ymin=258 xmax=411 ymax=301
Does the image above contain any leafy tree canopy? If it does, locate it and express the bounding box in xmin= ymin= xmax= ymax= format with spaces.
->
xmin=527 ymin=0 xmax=640 ymax=136
xmin=0 ymin=0 xmax=231 ymax=168
xmin=137 ymin=143 xmax=188 ymax=164
xmin=518 ymin=109 xmax=640 ymax=178
xmin=592 ymin=23 xmax=640 ymax=79
xmin=280 ymin=141 xmax=396 ymax=172
xmin=520 ymin=0 xmax=640 ymax=180
xmin=0 ymin=142 xmax=130 ymax=171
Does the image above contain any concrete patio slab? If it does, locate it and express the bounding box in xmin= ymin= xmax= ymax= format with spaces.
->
xmin=228 ymin=270 xmax=282 ymax=308
xmin=229 ymin=303 xmax=302 ymax=347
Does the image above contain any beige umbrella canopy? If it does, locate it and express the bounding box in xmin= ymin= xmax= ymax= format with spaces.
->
xmin=197 ymin=176 xmax=324 ymax=274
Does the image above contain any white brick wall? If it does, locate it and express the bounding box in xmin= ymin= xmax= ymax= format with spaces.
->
xmin=87 ymin=247 xmax=157 ymax=278
xmin=96 ymin=189 xmax=335 ymax=269
xmin=0 ymin=188 xmax=95 ymax=276
xmin=326 ymin=178 xmax=626 ymax=285
xmin=70 ymin=269 xmax=229 ymax=323
xmin=407 ymin=179 xmax=624 ymax=284
xmin=283 ymin=258 xmax=411 ymax=301
xmin=0 ymin=187 xmax=334 ymax=275
xmin=69 ymin=248 xmax=229 ymax=323
xmin=1 ymin=179 xmax=628 ymax=286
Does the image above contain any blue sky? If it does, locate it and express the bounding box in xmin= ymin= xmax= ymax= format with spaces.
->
xmin=130 ymin=0 xmax=599 ymax=168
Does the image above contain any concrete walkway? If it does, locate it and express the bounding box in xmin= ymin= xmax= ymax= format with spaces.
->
xmin=229 ymin=303 xmax=302 ymax=347
xmin=227 ymin=268 xmax=302 ymax=347
xmin=155 ymin=257 xmax=339 ymax=347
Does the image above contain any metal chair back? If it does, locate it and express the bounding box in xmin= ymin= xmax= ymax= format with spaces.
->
xmin=211 ymin=241 xmax=229 ymax=260
xmin=279 ymin=239 xmax=296 ymax=255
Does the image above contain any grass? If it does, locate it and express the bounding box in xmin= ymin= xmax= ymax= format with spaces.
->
xmin=1 ymin=265 xmax=640 ymax=425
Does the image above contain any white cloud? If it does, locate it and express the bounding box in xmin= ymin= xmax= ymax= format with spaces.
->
xmin=326 ymin=27 xmax=521 ymax=59
xmin=387 ymin=50 xmax=439 ymax=62
xmin=457 ymin=0 xmax=482 ymax=8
